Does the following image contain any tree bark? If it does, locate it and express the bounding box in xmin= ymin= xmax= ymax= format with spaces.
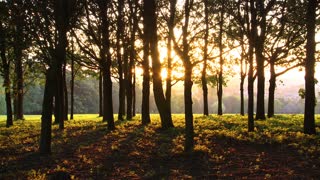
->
xmin=304 ymin=0 xmax=317 ymax=135
xmin=202 ymin=0 xmax=209 ymax=116
xmin=39 ymin=68 xmax=55 ymax=154
xmin=166 ymin=0 xmax=177 ymax=117
xmin=0 ymin=23 xmax=13 ymax=127
xmin=145 ymin=0 xmax=174 ymax=129
xmin=268 ymin=61 xmax=276 ymax=118
xmin=70 ymin=43 xmax=74 ymax=120
xmin=255 ymin=0 xmax=266 ymax=120
xmin=217 ymin=3 xmax=224 ymax=116
xmin=63 ymin=62 xmax=68 ymax=120
xmin=99 ymin=69 xmax=103 ymax=117
xmin=141 ymin=28 xmax=151 ymax=125
xmin=183 ymin=0 xmax=194 ymax=152
xmin=247 ymin=0 xmax=256 ymax=132
xmin=117 ymin=0 xmax=125 ymax=121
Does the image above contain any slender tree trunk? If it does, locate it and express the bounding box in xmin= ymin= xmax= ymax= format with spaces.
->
xmin=12 ymin=0 xmax=24 ymax=121
xmin=99 ymin=69 xmax=103 ymax=117
xmin=70 ymin=45 xmax=74 ymax=120
xmin=40 ymin=68 xmax=55 ymax=154
xmin=4 ymin=69 xmax=13 ymax=128
xmin=98 ymin=0 xmax=115 ymax=130
xmin=217 ymin=3 xmax=224 ymax=116
xmin=247 ymin=0 xmax=256 ymax=132
xmin=184 ymin=61 xmax=194 ymax=152
xmin=117 ymin=0 xmax=125 ymax=121
xmin=141 ymin=33 xmax=151 ymax=125
xmin=255 ymin=0 xmax=266 ymax=120
xmin=63 ymin=63 xmax=68 ymax=120
xmin=0 ymin=23 xmax=13 ymax=127
xmin=304 ymin=0 xmax=317 ymax=135
xmin=145 ymin=0 xmax=173 ymax=129
xmin=166 ymin=0 xmax=177 ymax=117
xmin=268 ymin=61 xmax=276 ymax=118
xmin=183 ymin=0 xmax=194 ymax=152
xmin=126 ymin=1 xmax=138 ymax=120
xmin=202 ymin=0 xmax=209 ymax=116
xmin=240 ymin=50 xmax=246 ymax=116
xmin=132 ymin=66 xmax=136 ymax=117
xmin=14 ymin=35 xmax=24 ymax=120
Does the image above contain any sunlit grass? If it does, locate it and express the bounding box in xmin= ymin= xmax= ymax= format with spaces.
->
xmin=1 ymin=114 xmax=320 ymax=178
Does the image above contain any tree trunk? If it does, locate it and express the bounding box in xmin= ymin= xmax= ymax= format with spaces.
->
xmin=13 ymin=32 xmax=24 ymax=121
xmin=217 ymin=3 xmax=224 ymax=116
xmin=145 ymin=0 xmax=173 ymax=129
xmin=255 ymin=0 xmax=266 ymax=120
xmin=268 ymin=61 xmax=276 ymax=118
xmin=304 ymin=0 xmax=317 ymax=135
xmin=165 ymin=0 xmax=177 ymax=117
xmin=4 ymin=71 xmax=13 ymax=128
xmin=184 ymin=62 xmax=194 ymax=152
xmin=132 ymin=66 xmax=136 ymax=117
xmin=117 ymin=0 xmax=125 ymax=121
xmin=202 ymin=0 xmax=209 ymax=116
xmin=141 ymin=34 xmax=151 ymax=125
xmin=0 ymin=23 xmax=13 ymax=127
xmin=40 ymin=68 xmax=55 ymax=154
xmin=247 ymin=0 xmax=256 ymax=132
xmin=63 ymin=63 xmax=68 ymax=120
xmin=70 ymin=47 xmax=74 ymax=120
xmin=183 ymin=0 xmax=194 ymax=152
xmin=98 ymin=0 xmax=115 ymax=130
xmin=99 ymin=69 xmax=103 ymax=117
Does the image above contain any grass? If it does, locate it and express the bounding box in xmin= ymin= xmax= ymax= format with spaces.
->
xmin=0 ymin=114 xmax=320 ymax=179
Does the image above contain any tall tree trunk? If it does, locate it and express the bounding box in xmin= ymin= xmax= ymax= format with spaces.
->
xmin=127 ymin=0 xmax=138 ymax=120
xmin=39 ymin=68 xmax=55 ymax=154
xmin=13 ymin=29 xmax=24 ymax=120
xmin=202 ymin=0 xmax=209 ymax=116
xmin=12 ymin=0 xmax=24 ymax=121
xmin=117 ymin=0 xmax=125 ymax=121
xmin=99 ymin=69 xmax=103 ymax=117
xmin=132 ymin=65 xmax=136 ymax=117
xmin=70 ymin=43 xmax=74 ymax=120
xmin=268 ymin=60 xmax=276 ymax=118
xmin=144 ymin=0 xmax=173 ymax=129
xmin=63 ymin=63 xmax=68 ymax=120
xmin=166 ymin=0 xmax=177 ymax=117
xmin=183 ymin=0 xmax=194 ymax=152
xmin=255 ymin=0 xmax=266 ymax=120
xmin=98 ymin=0 xmax=115 ymax=130
xmin=217 ymin=3 xmax=224 ymax=116
xmin=141 ymin=31 xmax=151 ymax=125
xmin=304 ymin=0 xmax=317 ymax=135
xmin=247 ymin=0 xmax=256 ymax=132
xmin=240 ymin=49 xmax=246 ymax=116
xmin=0 ymin=23 xmax=13 ymax=127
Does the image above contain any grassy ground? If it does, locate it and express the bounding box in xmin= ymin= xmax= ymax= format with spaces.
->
xmin=0 ymin=114 xmax=320 ymax=179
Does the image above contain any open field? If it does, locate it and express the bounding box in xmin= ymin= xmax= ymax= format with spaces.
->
xmin=0 ymin=114 xmax=320 ymax=179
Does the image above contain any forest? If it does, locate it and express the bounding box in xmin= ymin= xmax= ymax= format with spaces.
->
xmin=0 ymin=0 xmax=320 ymax=178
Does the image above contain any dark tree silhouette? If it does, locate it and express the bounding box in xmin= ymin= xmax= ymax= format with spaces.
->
xmin=304 ymin=0 xmax=317 ymax=135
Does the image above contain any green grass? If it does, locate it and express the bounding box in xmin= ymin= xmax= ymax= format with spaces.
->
xmin=0 ymin=114 xmax=320 ymax=179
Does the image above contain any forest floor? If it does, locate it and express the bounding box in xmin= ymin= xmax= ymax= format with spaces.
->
xmin=0 ymin=114 xmax=320 ymax=179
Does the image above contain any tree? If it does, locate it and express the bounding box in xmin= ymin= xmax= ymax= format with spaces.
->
xmin=116 ymin=0 xmax=125 ymax=121
xmin=38 ymin=0 xmax=80 ymax=154
xmin=304 ymin=0 xmax=317 ymax=134
xmin=172 ymin=0 xmax=195 ymax=152
xmin=201 ymin=0 xmax=209 ymax=116
xmin=10 ymin=0 xmax=27 ymax=120
xmin=266 ymin=0 xmax=305 ymax=118
xmin=0 ymin=2 xmax=13 ymax=127
xmin=141 ymin=0 xmax=151 ymax=125
xmin=247 ymin=0 xmax=256 ymax=131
